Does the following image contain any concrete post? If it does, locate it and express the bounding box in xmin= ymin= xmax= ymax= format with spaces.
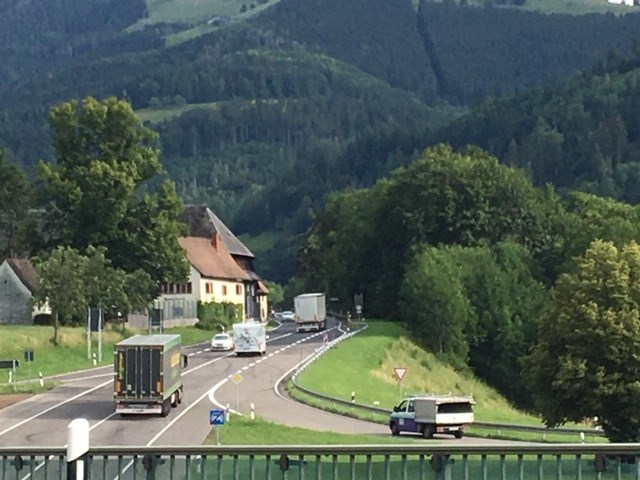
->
xmin=67 ymin=418 xmax=90 ymax=480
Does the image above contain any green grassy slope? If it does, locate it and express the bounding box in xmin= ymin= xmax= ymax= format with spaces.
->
xmin=0 ymin=325 xmax=215 ymax=381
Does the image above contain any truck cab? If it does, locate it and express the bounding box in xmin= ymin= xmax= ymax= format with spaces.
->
xmin=390 ymin=395 xmax=474 ymax=439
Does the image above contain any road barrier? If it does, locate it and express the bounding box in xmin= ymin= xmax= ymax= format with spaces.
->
xmin=1 ymin=425 xmax=638 ymax=480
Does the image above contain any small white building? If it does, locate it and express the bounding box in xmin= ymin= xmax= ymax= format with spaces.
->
xmin=0 ymin=258 xmax=50 ymax=324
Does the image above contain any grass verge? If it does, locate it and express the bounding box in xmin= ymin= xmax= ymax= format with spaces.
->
xmin=0 ymin=324 xmax=215 ymax=383
xmin=290 ymin=320 xmax=604 ymax=443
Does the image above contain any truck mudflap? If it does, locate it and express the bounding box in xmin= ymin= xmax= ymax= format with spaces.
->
xmin=116 ymin=402 xmax=162 ymax=415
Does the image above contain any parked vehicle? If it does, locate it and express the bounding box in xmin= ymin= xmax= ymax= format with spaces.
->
xmin=294 ymin=293 xmax=326 ymax=333
xmin=113 ymin=334 xmax=188 ymax=417
xmin=232 ymin=321 xmax=267 ymax=355
xmin=389 ymin=395 xmax=474 ymax=438
xmin=211 ymin=332 xmax=234 ymax=351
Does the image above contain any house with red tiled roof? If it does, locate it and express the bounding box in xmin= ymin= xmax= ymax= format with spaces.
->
xmin=178 ymin=206 xmax=269 ymax=321
xmin=0 ymin=258 xmax=50 ymax=324
xmin=159 ymin=233 xmax=252 ymax=321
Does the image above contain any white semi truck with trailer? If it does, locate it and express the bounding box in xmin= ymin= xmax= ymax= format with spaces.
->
xmin=294 ymin=293 xmax=327 ymax=333
xmin=389 ymin=394 xmax=475 ymax=438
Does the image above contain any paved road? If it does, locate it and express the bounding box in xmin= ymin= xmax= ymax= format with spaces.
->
xmin=0 ymin=321 xmax=517 ymax=448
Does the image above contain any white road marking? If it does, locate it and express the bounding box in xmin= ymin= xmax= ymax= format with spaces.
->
xmin=0 ymin=379 xmax=112 ymax=437
xmin=60 ymin=372 xmax=114 ymax=383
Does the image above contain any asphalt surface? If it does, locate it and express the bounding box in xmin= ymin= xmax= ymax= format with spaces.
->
xmin=0 ymin=321 xmax=515 ymax=447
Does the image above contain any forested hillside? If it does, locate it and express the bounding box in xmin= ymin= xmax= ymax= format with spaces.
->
xmin=431 ymin=43 xmax=640 ymax=204
xmin=0 ymin=0 xmax=155 ymax=88
xmin=3 ymin=0 xmax=640 ymax=282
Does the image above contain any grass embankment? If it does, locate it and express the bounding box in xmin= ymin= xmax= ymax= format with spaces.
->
xmin=287 ymin=321 xmax=604 ymax=443
xmin=0 ymin=324 xmax=215 ymax=387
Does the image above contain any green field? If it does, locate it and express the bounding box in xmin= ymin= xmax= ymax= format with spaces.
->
xmin=419 ymin=0 xmax=635 ymax=15
xmin=0 ymin=324 xmax=215 ymax=384
xmin=136 ymin=0 xmax=635 ymax=40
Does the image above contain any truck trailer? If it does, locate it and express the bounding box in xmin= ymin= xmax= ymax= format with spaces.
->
xmin=389 ymin=395 xmax=475 ymax=439
xmin=233 ymin=321 xmax=267 ymax=355
xmin=294 ymin=293 xmax=326 ymax=333
xmin=113 ymin=334 xmax=187 ymax=417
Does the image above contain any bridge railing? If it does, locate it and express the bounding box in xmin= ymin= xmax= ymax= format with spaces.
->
xmin=1 ymin=443 xmax=640 ymax=480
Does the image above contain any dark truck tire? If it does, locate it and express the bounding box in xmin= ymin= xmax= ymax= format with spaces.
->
xmin=422 ymin=424 xmax=435 ymax=439
xmin=160 ymin=398 xmax=171 ymax=417
xmin=454 ymin=430 xmax=463 ymax=439
xmin=390 ymin=422 xmax=400 ymax=436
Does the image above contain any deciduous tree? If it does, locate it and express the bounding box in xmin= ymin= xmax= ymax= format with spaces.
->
xmin=34 ymin=97 xmax=188 ymax=298
xmin=525 ymin=240 xmax=640 ymax=441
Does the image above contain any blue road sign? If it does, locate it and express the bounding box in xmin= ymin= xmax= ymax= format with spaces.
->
xmin=209 ymin=409 xmax=225 ymax=426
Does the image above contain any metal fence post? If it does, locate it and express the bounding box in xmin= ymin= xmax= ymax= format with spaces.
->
xmin=67 ymin=419 xmax=89 ymax=480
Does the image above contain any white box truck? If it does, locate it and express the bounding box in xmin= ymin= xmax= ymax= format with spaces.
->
xmin=294 ymin=293 xmax=326 ymax=333
xmin=233 ymin=321 xmax=267 ymax=355
xmin=389 ymin=395 xmax=475 ymax=438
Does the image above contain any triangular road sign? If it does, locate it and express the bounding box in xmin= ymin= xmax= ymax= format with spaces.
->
xmin=394 ymin=367 xmax=407 ymax=382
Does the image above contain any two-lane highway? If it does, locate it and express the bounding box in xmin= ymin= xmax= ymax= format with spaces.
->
xmin=0 ymin=322 xmax=515 ymax=447
xmin=0 ymin=323 xmax=344 ymax=446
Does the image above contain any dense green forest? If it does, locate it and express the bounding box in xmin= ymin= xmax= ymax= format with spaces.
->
xmin=3 ymin=0 xmax=640 ymax=282
xmin=431 ymin=43 xmax=640 ymax=203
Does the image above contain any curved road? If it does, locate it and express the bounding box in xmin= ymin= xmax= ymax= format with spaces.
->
xmin=0 ymin=321 xmax=517 ymax=447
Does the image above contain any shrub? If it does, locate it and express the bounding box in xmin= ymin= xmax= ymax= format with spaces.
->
xmin=197 ymin=301 xmax=242 ymax=331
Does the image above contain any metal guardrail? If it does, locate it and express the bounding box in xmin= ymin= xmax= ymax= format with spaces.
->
xmin=2 ymin=445 xmax=640 ymax=480
xmin=290 ymin=320 xmax=606 ymax=439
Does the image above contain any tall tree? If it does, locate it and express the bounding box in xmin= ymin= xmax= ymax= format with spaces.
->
xmin=32 ymin=247 xmax=89 ymax=345
xmin=33 ymin=245 xmax=155 ymax=344
xmin=399 ymin=244 xmax=473 ymax=369
xmin=34 ymin=97 xmax=188 ymax=297
xmin=525 ymin=240 xmax=640 ymax=441
xmin=0 ymin=149 xmax=32 ymax=260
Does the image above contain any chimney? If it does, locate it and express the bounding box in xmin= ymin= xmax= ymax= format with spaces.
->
xmin=211 ymin=232 xmax=220 ymax=251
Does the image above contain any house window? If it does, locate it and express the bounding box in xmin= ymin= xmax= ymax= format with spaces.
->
xmin=222 ymin=285 xmax=227 ymax=296
xmin=206 ymin=283 xmax=212 ymax=294
xmin=187 ymin=282 xmax=192 ymax=294
xmin=236 ymin=284 xmax=241 ymax=295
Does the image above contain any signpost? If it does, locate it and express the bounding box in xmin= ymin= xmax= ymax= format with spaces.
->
xmin=24 ymin=351 xmax=33 ymax=385
xmin=230 ymin=372 xmax=243 ymax=412
xmin=149 ymin=308 xmax=163 ymax=333
xmin=87 ymin=307 xmax=104 ymax=362
xmin=0 ymin=359 xmax=19 ymax=388
xmin=209 ymin=409 xmax=225 ymax=445
xmin=394 ymin=367 xmax=407 ymax=400
xmin=354 ymin=293 xmax=364 ymax=320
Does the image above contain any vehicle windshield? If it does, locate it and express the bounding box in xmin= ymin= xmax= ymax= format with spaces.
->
xmin=214 ymin=334 xmax=229 ymax=340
